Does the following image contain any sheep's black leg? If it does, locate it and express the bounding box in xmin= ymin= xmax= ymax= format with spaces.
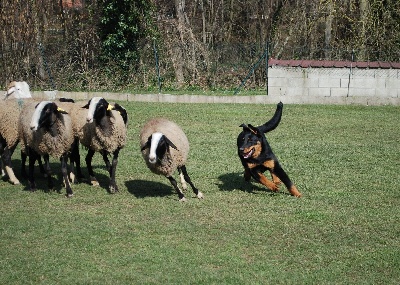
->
xmin=21 ymin=150 xmax=28 ymax=179
xmin=70 ymin=138 xmax=84 ymax=180
xmin=43 ymin=154 xmax=53 ymax=190
xmin=102 ymin=151 xmax=112 ymax=175
xmin=61 ymin=154 xmax=73 ymax=197
xmin=28 ymin=148 xmax=37 ymax=191
xmin=179 ymin=165 xmax=203 ymax=199
xmin=21 ymin=150 xmax=46 ymax=178
xmin=167 ymin=176 xmax=186 ymax=201
xmin=37 ymin=156 xmax=46 ymax=176
xmin=69 ymin=138 xmax=84 ymax=183
xmin=85 ymin=148 xmax=99 ymax=186
xmin=108 ymin=149 xmax=119 ymax=194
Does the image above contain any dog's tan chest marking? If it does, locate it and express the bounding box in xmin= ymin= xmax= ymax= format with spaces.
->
xmin=262 ymin=160 xmax=275 ymax=169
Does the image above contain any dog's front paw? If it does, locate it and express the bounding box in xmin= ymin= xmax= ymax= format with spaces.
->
xmin=289 ymin=185 xmax=302 ymax=197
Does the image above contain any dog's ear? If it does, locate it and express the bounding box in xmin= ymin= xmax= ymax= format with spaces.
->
xmin=247 ymin=124 xmax=261 ymax=136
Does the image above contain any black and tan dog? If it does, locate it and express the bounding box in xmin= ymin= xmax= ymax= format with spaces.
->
xmin=237 ymin=102 xmax=301 ymax=197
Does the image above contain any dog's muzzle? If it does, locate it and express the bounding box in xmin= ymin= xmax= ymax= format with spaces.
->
xmin=241 ymin=148 xmax=254 ymax=159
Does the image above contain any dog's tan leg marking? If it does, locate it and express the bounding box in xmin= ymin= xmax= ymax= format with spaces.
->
xmin=258 ymin=173 xmax=279 ymax=192
xmin=289 ymin=185 xmax=302 ymax=197
xmin=271 ymin=172 xmax=281 ymax=185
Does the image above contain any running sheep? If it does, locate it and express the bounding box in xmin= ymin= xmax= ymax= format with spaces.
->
xmin=140 ymin=118 xmax=203 ymax=202
xmin=19 ymin=100 xmax=75 ymax=197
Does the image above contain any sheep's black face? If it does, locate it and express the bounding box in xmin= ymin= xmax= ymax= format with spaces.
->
xmin=31 ymin=101 xmax=56 ymax=131
xmin=142 ymin=132 xmax=178 ymax=164
xmin=30 ymin=102 xmax=68 ymax=136
xmin=83 ymin=97 xmax=112 ymax=125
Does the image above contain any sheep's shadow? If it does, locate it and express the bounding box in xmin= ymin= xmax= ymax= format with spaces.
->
xmin=125 ymin=179 xmax=174 ymax=198
xmin=9 ymin=158 xmax=111 ymax=193
xmin=218 ymin=171 xmax=281 ymax=195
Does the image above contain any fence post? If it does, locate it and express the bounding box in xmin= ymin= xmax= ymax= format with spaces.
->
xmin=265 ymin=41 xmax=269 ymax=95
xmin=347 ymin=49 xmax=355 ymax=97
xmin=38 ymin=43 xmax=56 ymax=90
xmin=153 ymin=39 xmax=161 ymax=94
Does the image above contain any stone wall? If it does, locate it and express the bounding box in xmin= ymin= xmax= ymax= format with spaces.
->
xmin=267 ymin=66 xmax=400 ymax=105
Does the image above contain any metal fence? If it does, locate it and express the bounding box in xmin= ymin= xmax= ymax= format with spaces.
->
xmin=1 ymin=39 xmax=399 ymax=93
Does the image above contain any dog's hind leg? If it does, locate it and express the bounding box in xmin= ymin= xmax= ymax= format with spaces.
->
xmin=273 ymin=162 xmax=301 ymax=197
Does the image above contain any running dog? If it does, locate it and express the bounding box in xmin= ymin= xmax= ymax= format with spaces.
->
xmin=237 ymin=102 xmax=301 ymax=197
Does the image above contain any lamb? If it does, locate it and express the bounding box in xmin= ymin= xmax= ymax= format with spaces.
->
xmin=61 ymin=97 xmax=128 ymax=193
xmin=19 ymin=100 xmax=75 ymax=197
xmin=140 ymin=118 xmax=203 ymax=201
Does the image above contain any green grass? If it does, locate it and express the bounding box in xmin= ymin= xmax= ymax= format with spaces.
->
xmin=0 ymin=102 xmax=399 ymax=284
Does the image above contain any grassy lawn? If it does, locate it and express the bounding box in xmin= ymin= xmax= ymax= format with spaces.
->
xmin=0 ymin=102 xmax=399 ymax=284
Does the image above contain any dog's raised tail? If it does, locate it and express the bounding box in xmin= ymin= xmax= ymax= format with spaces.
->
xmin=257 ymin=102 xmax=283 ymax=133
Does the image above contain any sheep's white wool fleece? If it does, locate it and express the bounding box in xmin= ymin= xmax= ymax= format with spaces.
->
xmin=139 ymin=117 xmax=189 ymax=177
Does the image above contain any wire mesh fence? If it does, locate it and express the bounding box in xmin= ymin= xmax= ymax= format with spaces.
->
xmin=1 ymin=38 xmax=399 ymax=93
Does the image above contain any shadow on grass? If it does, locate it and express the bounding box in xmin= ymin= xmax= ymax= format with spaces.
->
xmin=218 ymin=171 xmax=285 ymax=195
xmin=125 ymin=179 xmax=174 ymax=198
xmin=10 ymin=157 xmax=111 ymax=194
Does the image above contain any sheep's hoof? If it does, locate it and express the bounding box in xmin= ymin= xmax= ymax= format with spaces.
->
xmin=69 ymin=172 xmax=78 ymax=184
xmin=109 ymin=185 xmax=119 ymax=194
xmin=196 ymin=191 xmax=204 ymax=199
xmin=65 ymin=193 xmax=74 ymax=198
xmin=10 ymin=178 xmax=20 ymax=185
xmin=179 ymin=197 xmax=187 ymax=202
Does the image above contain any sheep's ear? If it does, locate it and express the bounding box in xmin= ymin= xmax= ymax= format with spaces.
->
xmin=82 ymin=99 xmax=91 ymax=109
xmin=164 ymin=137 xmax=178 ymax=150
xmin=113 ymin=103 xmax=128 ymax=125
xmin=141 ymin=138 xmax=151 ymax=151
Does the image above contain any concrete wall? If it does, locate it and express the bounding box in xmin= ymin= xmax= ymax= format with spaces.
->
xmin=268 ymin=66 xmax=400 ymax=105
xmin=31 ymin=66 xmax=400 ymax=105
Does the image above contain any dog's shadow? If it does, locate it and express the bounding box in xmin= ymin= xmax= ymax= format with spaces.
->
xmin=218 ymin=172 xmax=282 ymax=195
xmin=125 ymin=179 xmax=174 ymax=198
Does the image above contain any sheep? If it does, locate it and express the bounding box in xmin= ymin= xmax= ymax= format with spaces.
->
xmin=140 ymin=117 xmax=203 ymax=202
xmin=60 ymin=97 xmax=128 ymax=193
xmin=0 ymin=99 xmax=22 ymax=185
xmin=19 ymin=100 xmax=75 ymax=197
xmin=1 ymin=81 xmax=46 ymax=182
xmin=3 ymin=81 xmax=32 ymax=100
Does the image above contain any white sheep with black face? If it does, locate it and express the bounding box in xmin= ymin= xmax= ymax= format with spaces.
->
xmin=140 ymin=117 xmax=203 ymax=202
xmin=59 ymin=97 xmax=128 ymax=193
xmin=19 ymin=100 xmax=75 ymax=197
